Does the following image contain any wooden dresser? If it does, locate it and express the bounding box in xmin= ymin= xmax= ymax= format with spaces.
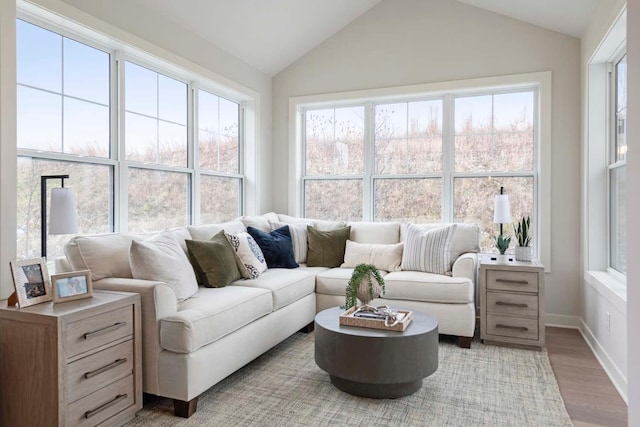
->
xmin=479 ymin=259 xmax=545 ymax=349
xmin=0 ymin=290 xmax=142 ymax=426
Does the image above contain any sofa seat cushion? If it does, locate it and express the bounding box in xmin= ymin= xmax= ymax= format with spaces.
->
xmin=316 ymin=268 xmax=389 ymax=296
xmin=160 ymin=286 xmax=273 ymax=353
xmin=383 ymin=271 xmax=473 ymax=303
xmin=296 ymin=264 xmax=331 ymax=275
xmin=231 ymin=268 xmax=315 ymax=311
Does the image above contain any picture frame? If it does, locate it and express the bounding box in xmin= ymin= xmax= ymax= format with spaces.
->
xmin=51 ymin=270 xmax=93 ymax=303
xmin=9 ymin=258 xmax=53 ymax=308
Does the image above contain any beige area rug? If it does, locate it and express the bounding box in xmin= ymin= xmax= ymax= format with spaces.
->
xmin=125 ymin=333 xmax=573 ymax=427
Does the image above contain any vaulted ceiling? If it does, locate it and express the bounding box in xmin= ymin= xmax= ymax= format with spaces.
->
xmin=117 ymin=0 xmax=600 ymax=76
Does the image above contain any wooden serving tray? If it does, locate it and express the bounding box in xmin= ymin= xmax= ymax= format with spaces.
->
xmin=339 ymin=306 xmax=413 ymax=331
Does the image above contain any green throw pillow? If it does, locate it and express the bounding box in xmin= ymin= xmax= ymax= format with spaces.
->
xmin=186 ymin=231 xmax=242 ymax=288
xmin=306 ymin=225 xmax=351 ymax=268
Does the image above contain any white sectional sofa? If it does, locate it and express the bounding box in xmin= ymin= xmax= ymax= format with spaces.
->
xmin=58 ymin=213 xmax=479 ymax=418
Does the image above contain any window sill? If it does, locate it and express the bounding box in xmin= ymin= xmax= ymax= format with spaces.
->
xmin=585 ymin=270 xmax=627 ymax=314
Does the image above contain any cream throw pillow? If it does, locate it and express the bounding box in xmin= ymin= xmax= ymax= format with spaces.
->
xmin=225 ymin=232 xmax=268 ymax=279
xmin=129 ymin=232 xmax=199 ymax=302
xmin=341 ymin=240 xmax=404 ymax=272
xmin=401 ymin=223 xmax=457 ymax=275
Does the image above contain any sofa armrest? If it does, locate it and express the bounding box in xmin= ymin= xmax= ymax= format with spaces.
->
xmin=93 ymin=277 xmax=178 ymax=394
xmin=452 ymin=252 xmax=477 ymax=285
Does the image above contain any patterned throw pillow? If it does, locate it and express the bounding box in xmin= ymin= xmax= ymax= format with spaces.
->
xmin=401 ymin=223 xmax=457 ymax=275
xmin=269 ymin=221 xmax=311 ymax=264
xmin=225 ymin=232 xmax=268 ymax=279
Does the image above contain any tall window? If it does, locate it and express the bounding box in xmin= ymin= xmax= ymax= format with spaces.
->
xmin=301 ymin=89 xmax=536 ymax=253
xmin=16 ymin=18 xmax=245 ymax=259
xmin=610 ymin=54 xmax=627 ymax=274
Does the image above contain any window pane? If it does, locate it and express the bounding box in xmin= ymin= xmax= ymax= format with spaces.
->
xmin=16 ymin=20 xmax=62 ymax=92
xmin=616 ymin=55 xmax=627 ymax=162
xmin=125 ymin=61 xmax=157 ymax=117
xmin=63 ymin=38 xmax=109 ymax=105
xmin=198 ymin=90 xmax=240 ymax=173
xmin=64 ymin=98 xmax=109 ymax=157
xmin=158 ymin=121 xmax=187 ymax=166
xmin=159 ymin=75 xmax=187 ymax=125
xmin=455 ymin=92 xmax=534 ymax=173
xmin=17 ymin=157 xmax=112 ymax=260
xmin=375 ymin=100 xmax=443 ymax=174
xmin=304 ymin=180 xmax=362 ymax=221
xmin=200 ymin=175 xmax=240 ymax=223
xmin=17 ymin=86 xmax=62 ymax=151
xmin=125 ymin=112 xmax=157 ymax=163
xmin=374 ymin=178 xmax=441 ymax=222
xmin=610 ymin=167 xmax=626 ymax=273
xmin=305 ymin=107 xmax=364 ymax=175
xmin=454 ymin=177 xmax=534 ymax=253
xmin=128 ymin=169 xmax=189 ymax=232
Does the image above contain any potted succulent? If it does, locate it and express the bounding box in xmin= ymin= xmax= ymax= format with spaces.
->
xmin=494 ymin=234 xmax=511 ymax=264
xmin=514 ymin=216 xmax=533 ymax=261
xmin=345 ymin=263 xmax=386 ymax=309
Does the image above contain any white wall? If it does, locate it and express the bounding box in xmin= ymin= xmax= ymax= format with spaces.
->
xmin=626 ymin=0 xmax=639 ymax=422
xmin=580 ymin=0 xmax=628 ymax=400
xmin=272 ymin=0 xmax=582 ymax=320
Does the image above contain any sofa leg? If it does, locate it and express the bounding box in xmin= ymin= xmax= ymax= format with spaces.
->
xmin=299 ymin=321 xmax=314 ymax=333
xmin=458 ymin=336 xmax=472 ymax=349
xmin=174 ymin=396 xmax=198 ymax=418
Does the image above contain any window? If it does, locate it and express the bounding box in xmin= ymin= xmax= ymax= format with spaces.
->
xmin=610 ymin=54 xmax=627 ymax=274
xmin=16 ymin=17 xmax=247 ymax=259
xmin=301 ymin=88 xmax=537 ymax=253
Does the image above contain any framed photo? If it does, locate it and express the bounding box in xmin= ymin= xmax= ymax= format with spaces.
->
xmin=51 ymin=270 xmax=93 ymax=303
xmin=9 ymin=258 xmax=53 ymax=308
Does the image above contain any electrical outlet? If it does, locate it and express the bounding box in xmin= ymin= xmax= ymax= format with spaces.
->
xmin=606 ymin=312 xmax=611 ymax=332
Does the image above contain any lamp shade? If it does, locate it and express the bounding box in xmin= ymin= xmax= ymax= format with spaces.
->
xmin=493 ymin=194 xmax=512 ymax=224
xmin=49 ymin=187 xmax=79 ymax=235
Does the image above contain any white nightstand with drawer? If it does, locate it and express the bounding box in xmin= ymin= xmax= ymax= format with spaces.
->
xmin=479 ymin=259 xmax=545 ymax=349
xmin=0 ymin=290 xmax=142 ymax=426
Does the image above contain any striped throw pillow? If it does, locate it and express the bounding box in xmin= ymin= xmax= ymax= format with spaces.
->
xmin=269 ymin=221 xmax=310 ymax=263
xmin=401 ymin=223 xmax=457 ymax=275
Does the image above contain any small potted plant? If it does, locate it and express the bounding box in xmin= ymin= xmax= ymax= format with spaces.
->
xmin=494 ymin=234 xmax=511 ymax=264
xmin=514 ymin=216 xmax=533 ymax=261
xmin=345 ymin=263 xmax=386 ymax=309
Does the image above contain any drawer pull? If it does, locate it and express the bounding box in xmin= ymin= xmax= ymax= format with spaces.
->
xmin=496 ymin=301 xmax=528 ymax=308
xmin=84 ymin=358 xmax=128 ymax=379
xmin=83 ymin=322 xmax=126 ymax=340
xmin=496 ymin=324 xmax=528 ymax=331
xmin=84 ymin=394 xmax=127 ymax=419
xmin=495 ymin=279 xmax=529 ymax=285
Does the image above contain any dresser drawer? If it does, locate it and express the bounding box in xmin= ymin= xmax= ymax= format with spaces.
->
xmin=486 ymin=314 xmax=538 ymax=341
xmin=486 ymin=270 xmax=538 ymax=293
xmin=64 ymin=305 xmax=133 ymax=358
xmin=67 ymin=340 xmax=134 ymax=403
xmin=486 ymin=292 xmax=538 ymax=318
xmin=66 ymin=374 xmax=134 ymax=427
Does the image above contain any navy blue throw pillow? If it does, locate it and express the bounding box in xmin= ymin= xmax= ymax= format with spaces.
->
xmin=246 ymin=226 xmax=299 ymax=269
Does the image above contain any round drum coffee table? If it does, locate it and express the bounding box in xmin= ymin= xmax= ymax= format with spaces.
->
xmin=314 ymin=307 xmax=438 ymax=398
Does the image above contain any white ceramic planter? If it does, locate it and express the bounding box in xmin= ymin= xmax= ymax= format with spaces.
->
xmin=496 ymin=254 xmax=509 ymax=264
xmin=515 ymin=246 xmax=533 ymax=262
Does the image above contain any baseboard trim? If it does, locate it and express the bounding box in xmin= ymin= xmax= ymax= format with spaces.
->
xmin=578 ymin=319 xmax=628 ymax=403
xmin=545 ymin=314 xmax=581 ymax=328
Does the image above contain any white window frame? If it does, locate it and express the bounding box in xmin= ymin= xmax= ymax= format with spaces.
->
xmin=16 ymin=6 xmax=253 ymax=256
xmin=290 ymin=72 xmax=552 ymax=271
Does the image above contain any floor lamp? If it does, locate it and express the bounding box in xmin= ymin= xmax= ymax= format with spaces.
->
xmin=41 ymin=175 xmax=79 ymax=258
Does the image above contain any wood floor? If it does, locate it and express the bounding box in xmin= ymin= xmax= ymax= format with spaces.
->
xmin=546 ymin=327 xmax=628 ymax=427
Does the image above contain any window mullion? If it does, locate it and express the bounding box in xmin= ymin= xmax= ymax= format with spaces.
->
xmin=189 ymin=82 xmax=197 ymax=225
xmin=115 ymin=52 xmax=127 ymax=232
xmin=442 ymin=94 xmax=454 ymax=222
xmin=364 ymin=102 xmax=373 ymax=221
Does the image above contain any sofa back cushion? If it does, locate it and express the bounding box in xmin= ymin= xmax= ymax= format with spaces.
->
xmin=187 ymin=220 xmax=245 ymax=240
xmin=65 ymin=233 xmax=144 ymax=281
xmin=348 ymin=221 xmax=400 ymax=244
